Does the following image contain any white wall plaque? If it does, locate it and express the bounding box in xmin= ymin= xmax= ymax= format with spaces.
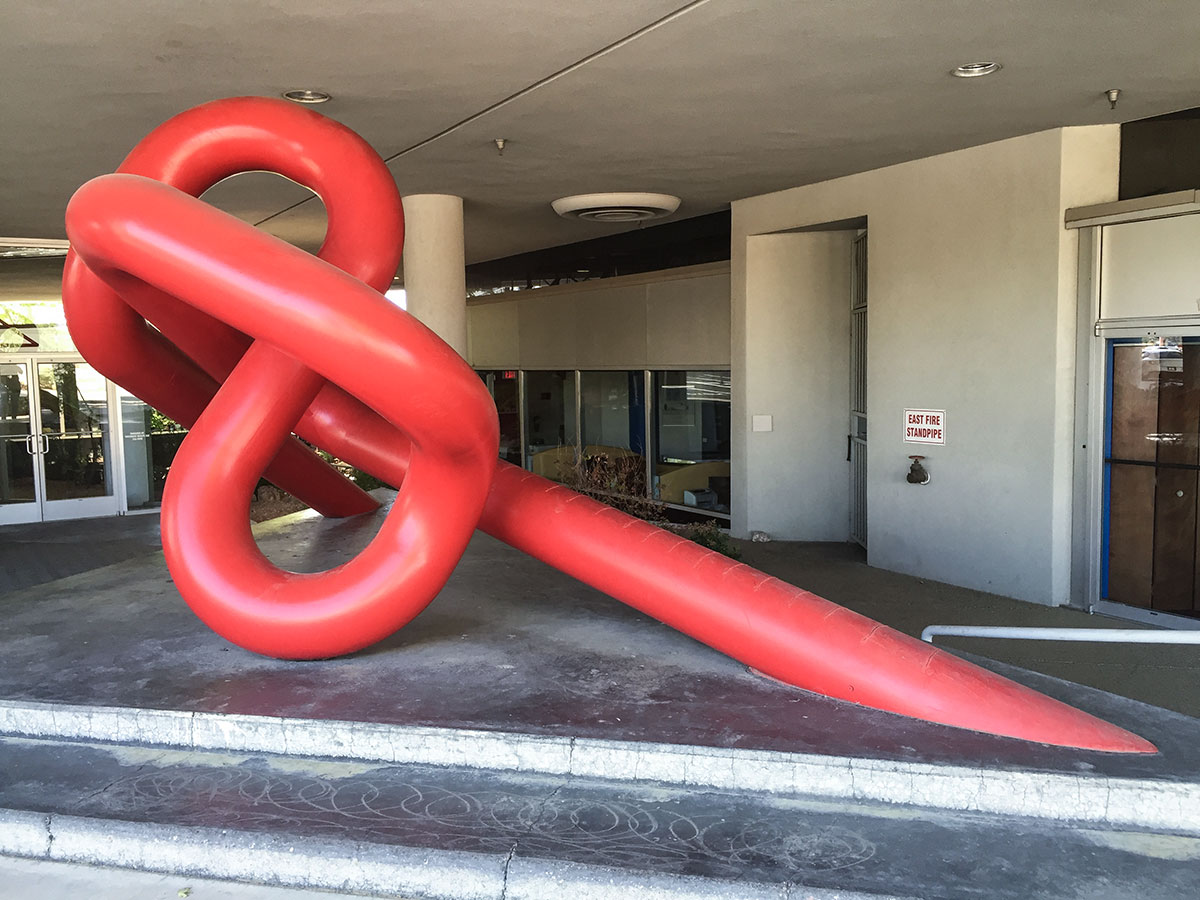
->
xmin=904 ymin=409 xmax=945 ymax=444
xmin=752 ymin=414 xmax=774 ymax=432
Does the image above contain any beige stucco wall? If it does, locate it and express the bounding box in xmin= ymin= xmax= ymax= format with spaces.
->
xmin=743 ymin=231 xmax=853 ymax=540
xmin=466 ymin=262 xmax=730 ymax=370
xmin=732 ymin=126 xmax=1120 ymax=605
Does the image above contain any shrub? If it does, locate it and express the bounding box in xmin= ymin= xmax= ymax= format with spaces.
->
xmin=675 ymin=519 xmax=741 ymax=560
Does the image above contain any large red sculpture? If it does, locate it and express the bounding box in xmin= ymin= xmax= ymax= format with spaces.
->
xmin=62 ymin=98 xmax=1154 ymax=753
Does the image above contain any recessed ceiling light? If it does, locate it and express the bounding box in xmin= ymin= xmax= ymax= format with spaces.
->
xmin=951 ymin=62 xmax=1001 ymax=78
xmin=551 ymin=192 xmax=681 ymax=223
xmin=282 ymin=89 xmax=331 ymax=104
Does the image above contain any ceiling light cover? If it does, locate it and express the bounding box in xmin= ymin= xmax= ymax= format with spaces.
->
xmin=282 ymin=89 xmax=332 ymax=104
xmin=952 ymin=62 xmax=1002 ymax=78
xmin=552 ymin=192 xmax=681 ymax=223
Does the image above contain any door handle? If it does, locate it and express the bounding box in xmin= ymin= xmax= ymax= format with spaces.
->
xmin=846 ymin=434 xmax=853 ymax=462
xmin=40 ymin=433 xmax=50 ymax=454
xmin=24 ymin=434 xmax=35 ymax=456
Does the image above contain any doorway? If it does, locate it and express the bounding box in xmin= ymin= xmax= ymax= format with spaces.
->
xmin=0 ymin=356 xmax=119 ymax=524
xmin=1103 ymin=336 xmax=1200 ymax=619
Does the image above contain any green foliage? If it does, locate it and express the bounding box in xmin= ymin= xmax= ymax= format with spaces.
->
xmin=676 ymin=519 xmax=742 ymax=560
xmin=149 ymin=408 xmax=185 ymax=433
xmin=314 ymin=449 xmax=394 ymax=492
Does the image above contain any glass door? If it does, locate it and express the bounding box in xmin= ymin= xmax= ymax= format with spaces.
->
xmin=1104 ymin=336 xmax=1200 ymax=619
xmin=0 ymin=359 xmax=40 ymax=525
xmin=35 ymin=359 xmax=118 ymax=521
xmin=0 ymin=356 xmax=118 ymax=523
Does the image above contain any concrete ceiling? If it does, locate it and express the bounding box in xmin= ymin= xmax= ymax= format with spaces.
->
xmin=3 ymin=0 xmax=1200 ymax=296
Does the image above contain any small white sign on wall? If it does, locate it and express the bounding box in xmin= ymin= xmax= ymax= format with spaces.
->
xmin=904 ymin=409 xmax=945 ymax=444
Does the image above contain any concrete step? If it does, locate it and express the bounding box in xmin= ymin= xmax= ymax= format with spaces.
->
xmin=2 ymin=698 xmax=1198 ymax=835
xmin=2 ymin=726 xmax=1200 ymax=899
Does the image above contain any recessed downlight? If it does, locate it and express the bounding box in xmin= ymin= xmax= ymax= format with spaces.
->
xmin=951 ymin=61 xmax=1001 ymax=78
xmin=282 ymin=89 xmax=332 ymax=104
xmin=551 ymin=192 xmax=681 ymax=222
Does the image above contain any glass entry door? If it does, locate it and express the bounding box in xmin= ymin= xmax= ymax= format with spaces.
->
xmin=1104 ymin=336 xmax=1200 ymax=619
xmin=0 ymin=356 xmax=118 ymax=524
xmin=0 ymin=360 xmax=39 ymax=522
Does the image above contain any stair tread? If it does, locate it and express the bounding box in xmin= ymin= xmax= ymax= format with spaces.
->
xmin=3 ymin=735 xmax=1200 ymax=900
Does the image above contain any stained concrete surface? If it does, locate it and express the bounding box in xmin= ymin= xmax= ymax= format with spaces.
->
xmin=0 ymin=496 xmax=1198 ymax=782
xmin=3 ymin=735 xmax=1200 ymax=899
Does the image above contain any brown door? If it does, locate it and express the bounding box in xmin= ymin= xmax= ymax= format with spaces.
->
xmin=1107 ymin=338 xmax=1200 ymax=617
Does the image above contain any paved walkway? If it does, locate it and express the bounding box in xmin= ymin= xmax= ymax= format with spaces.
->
xmin=0 ymin=514 xmax=161 ymax=594
xmin=1 ymin=508 xmax=1197 ymax=719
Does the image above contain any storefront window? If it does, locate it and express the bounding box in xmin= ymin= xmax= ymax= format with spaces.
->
xmin=476 ymin=370 xmax=521 ymax=464
xmin=120 ymin=391 xmax=186 ymax=510
xmin=523 ymin=370 xmax=576 ymax=482
xmin=579 ymin=370 xmax=647 ymax=498
xmin=652 ymin=370 xmax=731 ymax=514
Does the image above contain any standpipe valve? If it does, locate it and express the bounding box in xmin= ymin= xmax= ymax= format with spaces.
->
xmin=907 ymin=455 xmax=930 ymax=485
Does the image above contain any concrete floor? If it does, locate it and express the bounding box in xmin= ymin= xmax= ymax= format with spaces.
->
xmin=1 ymin=497 xmax=1198 ymax=779
xmin=1 ymin=500 xmax=1196 ymax=722
xmin=0 ymin=512 xmax=162 ymax=593
xmin=3 ymin=500 xmax=1200 ymax=899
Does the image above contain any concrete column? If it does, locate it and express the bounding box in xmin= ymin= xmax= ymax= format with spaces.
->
xmin=402 ymin=194 xmax=467 ymax=357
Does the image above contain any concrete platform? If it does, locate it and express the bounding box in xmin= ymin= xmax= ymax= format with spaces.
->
xmin=1 ymin=498 xmax=1199 ymax=779
xmin=2 ymin=496 xmax=1200 ymax=895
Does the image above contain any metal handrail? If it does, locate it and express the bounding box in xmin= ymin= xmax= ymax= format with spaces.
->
xmin=921 ymin=625 xmax=1200 ymax=644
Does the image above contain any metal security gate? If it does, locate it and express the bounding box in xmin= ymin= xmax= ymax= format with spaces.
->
xmin=849 ymin=230 xmax=868 ymax=547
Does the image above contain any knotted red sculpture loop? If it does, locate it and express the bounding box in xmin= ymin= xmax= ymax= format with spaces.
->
xmin=61 ymin=97 xmax=1154 ymax=753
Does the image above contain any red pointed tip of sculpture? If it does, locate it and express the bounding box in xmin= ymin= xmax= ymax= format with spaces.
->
xmin=745 ymin=662 xmax=1158 ymax=754
xmin=1097 ymin=730 xmax=1158 ymax=754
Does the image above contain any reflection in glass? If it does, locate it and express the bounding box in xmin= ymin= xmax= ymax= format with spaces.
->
xmin=652 ymin=370 xmax=731 ymax=513
xmin=0 ymin=362 xmax=35 ymax=504
xmin=579 ymin=370 xmax=646 ymax=497
xmin=120 ymin=390 xmax=187 ymax=510
xmin=524 ymin=370 xmax=577 ymax=482
xmin=37 ymin=362 xmax=112 ymax=500
xmin=0 ymin=295 xmax=76 ymax=354
xmin=476 ymin=370 xmax=521 ymax=464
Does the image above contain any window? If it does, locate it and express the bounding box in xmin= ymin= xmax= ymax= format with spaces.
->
xmin=579 ymin=370 xmax=647 ymax=498
xmin=523 ymin=370 xmax=576 ymax=482
xmin=119 ymin=391 xmax=185 ymax=510
xmin=475 ymin=370 xmax=521 ymax=465
xmin=652 ymin=371 xmax=731 ymax=514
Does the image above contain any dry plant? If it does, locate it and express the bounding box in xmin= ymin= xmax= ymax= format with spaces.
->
xmin=563 ymin=449 xmax=664 ymax=522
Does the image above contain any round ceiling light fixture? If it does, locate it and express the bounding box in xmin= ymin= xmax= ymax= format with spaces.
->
xmin=551 ymin=192 xmax=681 ymax=223
xmin=282 ymin=89 xmax=332 ymax=104
xmin=951 ymin=61 xmax=1001 ymax=78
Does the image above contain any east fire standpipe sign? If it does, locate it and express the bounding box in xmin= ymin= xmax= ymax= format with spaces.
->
xmin=904 ymin=409 xmax=945 ymax=444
